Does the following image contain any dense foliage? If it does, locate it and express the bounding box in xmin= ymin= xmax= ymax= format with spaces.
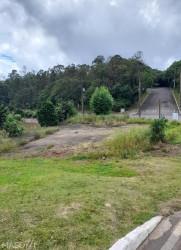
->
xmin=56 ymin=101 xmax=77 ymax=122
xmin=3 ymin=114 xmax=24 ymax=137
xmin=0 ymin=53 xmax=180 ymax=113
xmin=0 ymin=104 xmax=8 ymax=129
xmin=0 ymin=53 xmax=159 ymax=111
xmin=37 ymin=101 xmax=59 ymax=127
xmin=90 ymin=87 xmax=114 ymax=115
xmin=150 ymin=118 xmax=167 ymax=143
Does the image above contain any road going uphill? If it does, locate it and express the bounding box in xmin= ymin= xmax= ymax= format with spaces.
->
xmin=139 ymin=88 xmax=180 ymax=120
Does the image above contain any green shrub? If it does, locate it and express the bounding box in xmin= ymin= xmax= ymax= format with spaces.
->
xmin=37 ymin=101 xmax=59 ymax=127
xmin=0 ymin=104 xmax=8 ymax=129
xmin=3 ymin=114 xmax=24 ymax=137
xmin=90 ymin=86 xmax=114 ymax=115
xmin=56 ymin=101 xmax=77 ymax=122
xmin=113 ymin=99 xmax=131 ymax=112
xmin=24 ymin=110 xmax=34 ymax=118
xmin=14 ymin=114 xmax=22 ymax=121
xmin=150 ymin=118 xmax=167 ymax=143
xmin=14 ymin=108 xmax=24 ymax=117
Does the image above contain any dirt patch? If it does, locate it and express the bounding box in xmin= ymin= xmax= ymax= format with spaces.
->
xmin=55 ymin=202 xmax=82 ymax=218
xmin=149 ymin=142 xmax=181 ymax=158
xmin=7 ymin=124 xmax=135 ymax=158
xmin=159 ymin=198 xmax=181 ymax=217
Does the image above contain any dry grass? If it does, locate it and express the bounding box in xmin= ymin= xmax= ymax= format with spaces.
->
xmin=68 ymin=114 xmax=152 ymax=127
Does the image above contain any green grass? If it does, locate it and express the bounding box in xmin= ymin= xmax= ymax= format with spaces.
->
xmin=33 ymin=127 xmax=59 ymax=140
xmin=0 ymin=118 xmax=181 ymax=249
xmin=85 ymin=127 xmax=151 ymax=159
xmin=68 ymin=114 xmax=152 ymax=127
xmin=173 ymin=89 xmax=180 ymax=107
xmin=0 ymin=157 xmax=181 ymax=249
xmin=103 ymin=128 xmax=151 ymax=157
xmin=166 ymin=120 xmax=181 ymax=144
xmin=0 ymin=139 xmax=18 ymax=153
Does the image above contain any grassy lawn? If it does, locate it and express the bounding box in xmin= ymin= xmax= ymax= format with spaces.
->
xmin=1 ymin=156 xmax=181 ymax=249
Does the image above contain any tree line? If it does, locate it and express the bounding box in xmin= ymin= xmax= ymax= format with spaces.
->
xmin=0 ymin=53 xmax=179 ymax=111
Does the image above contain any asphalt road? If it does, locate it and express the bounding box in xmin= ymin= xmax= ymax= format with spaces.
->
xmin=138 ymin=212 xmax=181 ymax=250
xmin=136 ymin=88 xmax=180 ymax=120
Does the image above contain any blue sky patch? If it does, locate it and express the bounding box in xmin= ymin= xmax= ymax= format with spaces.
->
xmin=0 ymin=53 xmax=16 ymax=63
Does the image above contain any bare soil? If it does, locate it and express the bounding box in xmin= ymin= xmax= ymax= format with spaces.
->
xmin=8 ymin=124 xmax=133 ymax=158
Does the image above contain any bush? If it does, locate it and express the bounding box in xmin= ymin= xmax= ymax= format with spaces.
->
xmin=24 ymin=110 xmax=33 ymax=118
xmin=14 ymin=114 xmax=22 ymax=121
xmin=150 ymin=118 xmax=167 ymax=143
xmin=14 ymin=108 xmax=24 ymax=117
xmin=3 ymin=114 xmax=24 ymax=137
xmin=112 ymin=99 xmax=131 ymax=112
xmin=90 ymin=86 xmax=114 ymax=115
xmin=0 ymin=104 xmax=8 ymax=129
xmin=37 ymin=101 xmax=59 ymax=127
xmin=56 ymin=101 xmax=77 ymax=122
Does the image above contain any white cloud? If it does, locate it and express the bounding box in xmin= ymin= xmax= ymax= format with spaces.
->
xmin=164 ymin=57 xmax=176 ymax=69
xmin=139 ymin=0 xmax=160 ymax=27
xmin=0 ymin=0 xmax=181 ymax=76
xmin=109 ymin=0 xmax=118 ymax=7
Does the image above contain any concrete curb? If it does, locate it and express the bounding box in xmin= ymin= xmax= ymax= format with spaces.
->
xmin=109 ymin=216 xmax=163 ymax=250
xmin=171 ymin=89 xmax=181 ymax=115
xmin=133 ymin=89 xmax=151 ymax=115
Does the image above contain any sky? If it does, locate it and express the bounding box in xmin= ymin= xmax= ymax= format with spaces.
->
xmin=0 ymin=0 xmax=181 ymax=78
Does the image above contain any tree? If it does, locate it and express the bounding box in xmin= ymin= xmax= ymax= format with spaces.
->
xmin=150 ymin=118 xmax=167 ymax=143
xmin=0 ymin=104 xmax=8 ymax=129
xmin=3 ymin=114 xmax=24 ymax=137
xmin=37 ymin=101 xmax=58 ymax=127
xmin=56 ymin=101 xmax=77 ymax=122
xmin=90 ymin=86 xmax=114 ymax=115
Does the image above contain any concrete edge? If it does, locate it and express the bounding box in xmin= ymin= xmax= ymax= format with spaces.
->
xmin=141 ymin=89 xmax=151 ymax=107
xmin=131 ymin=88 xmax=151 ymax=116
xmin=109 ymin=216 xmax=163 ymax=250
xmin=171 ymin=89 xmax=181 ymax=115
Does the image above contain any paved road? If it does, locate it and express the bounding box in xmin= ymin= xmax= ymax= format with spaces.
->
xmin=133 ymin=88 xmax=180 ymax=120
xmin=138 ymin=212 xmax=181 ymax=250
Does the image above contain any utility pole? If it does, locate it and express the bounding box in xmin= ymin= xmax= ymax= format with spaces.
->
xmin=138 ymin=62 xmax=142 ymax=117
xmin=159 ymin=99 xmax=161 ymax=119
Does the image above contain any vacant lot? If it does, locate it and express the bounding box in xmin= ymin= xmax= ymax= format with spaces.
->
xmin=5 ymin=123 xmax=143 ymax=158
xmin=1 ymin=117 xmax=181 ymax=249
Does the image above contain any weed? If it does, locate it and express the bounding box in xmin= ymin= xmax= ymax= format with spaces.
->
xmin=47 ymin=144 xmax=54 ymax=149
xmin=18 ymin=139 xmax=29 ymax=146
xmin=33 ymin=127 xmax=59 ymax=140
xmin=162 ymin=148 xmax=168 ymax=153
xmin=87 ymin=128 xmax=151 ymax=159
xmin=68 ymin=114 xmax=152 ymax=127
xmin=0 ymin=139 xmax=18 ymax=153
